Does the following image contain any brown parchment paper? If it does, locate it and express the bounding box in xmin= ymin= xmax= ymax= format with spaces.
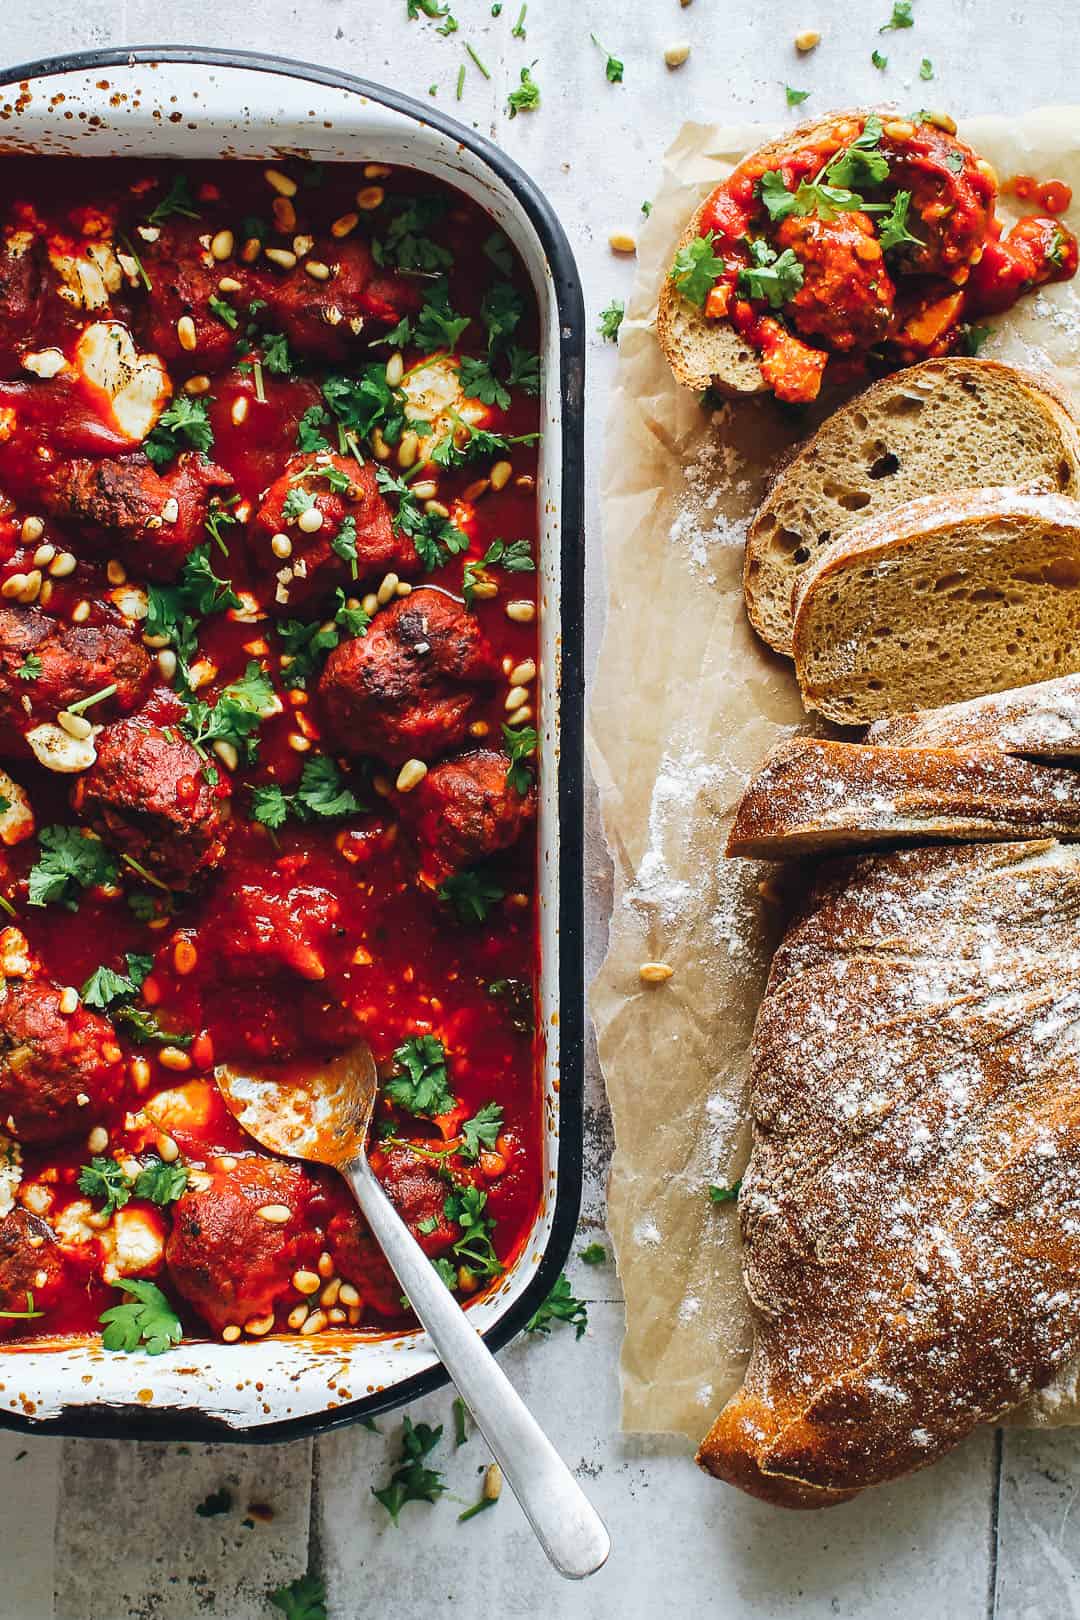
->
xmin=588 ymin=108 xmax=1080 ymax=1442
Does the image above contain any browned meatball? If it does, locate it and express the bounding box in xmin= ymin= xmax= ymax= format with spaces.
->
xmin=0 ymin=229 xmax=44 ymax=377
xmin=0 ymin=1209 xmax=65 ymax=1334
xmin=879 ymin=128 xmax=996 ymax=277
xmin=773 ymin=212 xmax=895 ymax=352
xmin=0 ymin=979 xmax=123 ymax=1143
xmin=41 ymin=451 xmax=233 ymax=581
xmin=138 ymin=220 xmax=248 ymax=372
xmin=319 ymin=589 xmax=497 ymax=764
xmin=250 ymin=238 xmax=421 ymax=360
xmin=253 ymin=452 xmax=410 ymax=611
xmin=0 ymin=606 xmax=152 ymax=753
xmin=165 ymin=1155 xmax=327 ymax=1335
xmin=71 ymin=719 xmax=229 ymax=887
xmin=396 ymin=749 xmax=536 ymax=882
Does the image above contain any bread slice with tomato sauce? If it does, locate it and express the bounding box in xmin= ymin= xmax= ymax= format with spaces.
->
xmin=791 ymin=487 xmax=1080 ymax=725
xmin=744 ymin=358 xmax=1080 ymax=655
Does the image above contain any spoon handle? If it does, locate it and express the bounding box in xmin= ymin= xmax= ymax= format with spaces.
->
xmin=344 ymin=1154 xmax=610 ymax=1581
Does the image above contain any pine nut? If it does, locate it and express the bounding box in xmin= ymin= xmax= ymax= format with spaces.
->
xmin=32 ymin=541 xmax=55 ymax=567
xmin=396 ymin=581 xmax=412 ymax=597
xmin=87 ymin=1126 xmax=108 ymax=1153
xmin=356 ymin=185 xmax=384 ymax=210
xmin=106 ymin=558 xmax=127 ymax=585
xmin=173 ymin=938 xmax=198 ymax=975
xmin=331 ymin=212 xmax=359 ymax=239
xmin=131 ymin=1057 xmax=151 ymax=1088
xmin=185 ymin=374 xmax=212 ymax=396
xmin=424 ymin=500 xmax=450 ymax=519
xmin=364 ymin=163 xmax=392 ymax=179
xmin=292 ymin=235 xmax=315 ymax=259
xmin=305 ymin=260 xmax=331 ymax=281
xmin=490 ymin=460 xmax=513 ymax=491
xmin=72 ymin=599 xmax=91 ymax=623
xmin=287 ymin=1303 xmax=309 ymax=1330
xmin=58 ymin=711 xmax=93 ymax=740
xmin=794 ymin=28 xmax=821 ymax=50
xmin=609 ymin=230 xmax=637 ymax=254
xmin=265 ymin=247 xmax=297 ymax=270
xmin=222 ymin=1323 xmax=242 ymax=1342
xmin=639 ymin=961 xmax=674 ymax=984
xmin=371 ymin=427 xmax=391 ymax=461
xmin=376 ymin=573 xmax=398 ymax=605
xmin=397 ymin=431 xmax=419 ymax=469
xmin=470 ymin=579 xmax=498 ymax=601
xmin=231 ymin=396 xmax=250 ymax=426
xmin=300 ymin=1308 xmax=328 ymax=1335
xmin=317 ymin=1251 xmax=334 ymax=1278
xmin=384 ymin=353 xmax=404 ymax=388
xmin=410 ymin=480 xmax=437 ymax=500
xmin=395 ymin=759 xmax=428 ymax=793
xmin=265 ymin=166 xmax=298 ymax=198
xmin=977 ymin=158 xmax=998 ymax=186
xmin=213 ymin=739 xmax=239 ymax=772
xmin=241 ymin=237 xmax=262 ymax=263
xmin=297 ymin=505 xmax=324 ymax=534
xmin=158 ymin=499 xmax=178 ymax=527
xmin=509 ymin=659 xmax=536 ymax=686
xmin=338 ymin=1282 xmax=360 ymax=1307
xmin=506 ymin=599 xmax=536 ymax=623
xmin=217 ymin=275 xmax=243 ymax=293
xmin=462 ymin=478 xmax=490 ymax=502
xmin=217 ymin=1156 xmax=237 ymax=1171
xmin=664 ymin=41 xmax=691 ymax=67
xmin=38 ymin=580 xmax=53 ymax=608
xmin=271 ymin=533 xmax=293 ymax=559
xmin=328 ymin=1307 xmax=347 ymax=1325
xmin=256 ymin=1204 xmax=292 ymax=1225
xmin=923 ymin=110 xmax=957 ymax=134
xmin=483 ymin=1462 xmax=503 ymax=1501
xmin=21 ymin=516 xmax=44 ymax=544
xmin=245 ymin=1313 xmax=275 ymax=1336
xmin=272 ymin=196 xmax=297 ymax=233
xmin=48 ymin=552 xmax=77 ymax=578
xmin=157 ymin=649 xmax=177 ymax=680
xmin=293 ymin=1269 xmax=320 ymax=1295
xmin=17 ymin=572 xmax=42 ymax=604
xmin=361 ymin=593 xmax=378 ymax=616
xmin=58 ymin=985 xmax=79 ymax=1014
xmin=505 ymin=705 xmax=533 ymax=727
xmin=469 ymin=720 xmax=490 ymax=738
xmin=159 ymin=1046 xmax=192 ymax=1071
xmin=884 ymin=118 xmax=915 ymax=140
xmin=176 ymin=315 xmax=197 ymax=352
xmin=505 ymin=685 xmax=529 ymax=712
xmin=210 ymin=229 xmax=234 ymax=261
xmin=288 ymin=733 xmax=311 ymax=753
xmin=320 ymin=1277 xmax=341 ymax=1307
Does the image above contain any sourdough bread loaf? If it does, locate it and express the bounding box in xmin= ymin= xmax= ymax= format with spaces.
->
xmin=865 ymin=673 xmax=1080 ymax=757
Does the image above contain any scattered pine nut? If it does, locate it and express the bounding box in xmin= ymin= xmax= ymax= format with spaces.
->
xmin=490 ymin=459 xmax=513 ymax=490
xmin=396 ymin=758 xmax=428 ymax=793
xmin=639 ymin=961 xmax=674 ymax=984
xmin=256 ymin=1204 xmax=292 ymax=1225
xmin=58 ymin=985 xmax=80 ymax=1015
xmin=794 ymin=29 xmax=821 ymax=50
xmin=664 ymin=41 xmax=691 ymax=67
xmin=506 ymin=599 xmax=536 ymax=623
xmin=222 ymin=1324 xmax=242 ymax=1343
xmin=483 ymin=1462 xmax=503 ymax=1501
xmin=21 ymin=516 xmax=44 ymax=544
xmin=265 ymin=166 xmax=298 ymax=198
xmin=609 ymin=230 xmax=637 ymax=254
xmin=176 ymin=315 xmax=197 ymax=352
xmin=356 ymin=185 xmax=385 ymax=210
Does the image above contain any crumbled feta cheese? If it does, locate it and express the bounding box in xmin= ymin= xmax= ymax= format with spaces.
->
xmin=73 ymin=321 xmax=170 ymax=443
xmin=0 ymin=1132 xmax=23 ymax=1217
xmin=25 ymin=722 xmax=99 ymax=774
xmin=0 ymin=770 xmax=35 ymax=847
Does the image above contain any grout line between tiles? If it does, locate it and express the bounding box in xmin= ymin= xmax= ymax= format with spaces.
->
xmin=987 ymin=1427 xmax=1004 ymax=1619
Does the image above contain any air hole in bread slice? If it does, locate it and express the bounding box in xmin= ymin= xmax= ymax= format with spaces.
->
xmin=883 ymin=393 xmax=926 ymax=416
xmin=868 ymin=454 xmax=900 ymax=479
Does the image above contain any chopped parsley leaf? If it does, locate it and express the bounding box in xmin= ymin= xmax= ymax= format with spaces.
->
xmin=208 ymin=295 xmax=239 ymax=330
xmin=590 ymin=34 xmax=624 ymax=82
xmin=737 ymin=238 xmax=804 ymax=308
xmin=670 ymin=232 xmax=727 ymax=307
xmin=267 ymin=1575 xmax=327 ymax=1620
xmin=919 ymin=57 xmax=934 ymax=80
xmin=962 ymin=322 xmax=993 ymax=355
xmin=580 ymin=1243 xmax=607 ymax=1265
xmin=28 ymin=826 xmax=117 ymax=910
xmin=297 ymin=405 xmax=333 ymax=454
xmin=785 ymin=86 xmax=810 ymax=106
xmin=708 ymin=1180 xmax=742 ymax=1204
xmin=444 ymin=1184 xmax=502 ymax=1278
xmin=133 ymin=1157 xmax=190 ymax=1206
xmin=879 ymin=0 xmax=913 ymax=30
xmin=387 ymin=1035 xmax=456 ymax=1117
xmin=99 ymin=1277 xmax=182 ymax=1356
xmin=114 ymin=1006 xmax=193 ymax=1048
xmin=437 ymin=867 xmax=505 ymax=924
xmin=372 ymin=1416 xmax=447 ymax=1526
xmin=462 ymin=537 xmax=534 ymax=608
xmin=507 ymin=63 xmax=540 ymax=118
xmin=459 ymin=1101 xmax=503 ymax=1161
xmin=77 ymin=1157 xmax=132 ymax=1218
xmin=144 ymin=395 xmax=214 ymax=468
xmin=15 ymin=654 xmax=42 ymax=681
xmin=503 ymin=723 xmax=537 ymax=795
xmin=597 ymin=299 xmax=625 ymax=341
xmin=525 ymin=1274 xmax=587 ymax=1338
xmin=80 ymin=952 xmax=152 ymax=1010
xmin=483 ymin=232 xmax=513 ymax=275
xmin=147 ymin=173 xmax=199 ymax=225
xmin=871 ymin=48 xmax=888 ymax=68
xmin=878 ymin=189 xmax=924 ymax=252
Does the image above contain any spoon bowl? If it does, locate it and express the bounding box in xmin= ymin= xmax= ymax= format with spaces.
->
xmin=214 ymin=1043 xmax=377 ymax=1168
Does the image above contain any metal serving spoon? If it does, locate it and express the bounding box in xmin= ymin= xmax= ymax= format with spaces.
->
xmin=215 ymin=1044 xmax=611 ymax=1581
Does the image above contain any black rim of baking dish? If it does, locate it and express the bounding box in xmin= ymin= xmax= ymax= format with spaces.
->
xmin=0 ymin=44 xmax=587 ymax=1444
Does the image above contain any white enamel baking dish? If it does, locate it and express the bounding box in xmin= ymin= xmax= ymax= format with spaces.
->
xmin=0 ymin=46 xmax=585 ymax=1440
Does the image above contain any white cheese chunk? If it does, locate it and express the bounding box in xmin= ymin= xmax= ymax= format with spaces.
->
xmin=25 ymin=722 xmax=99 ymax=775
xmin=49 ymin=239 xmax=124 ymax=310
xmin=0 ymin=770 xmax=34 ymax=847
xmin=0 ymin=1132 xmax=23 ymax=1218
xmin=401 ymin=356 xmax=489 ymax=454
xmin=73 ymin=321 xmax=171 ymax=444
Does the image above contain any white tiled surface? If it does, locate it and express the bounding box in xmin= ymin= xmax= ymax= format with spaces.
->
xmin=2 ymin=2 xmax=1078 ymax=1614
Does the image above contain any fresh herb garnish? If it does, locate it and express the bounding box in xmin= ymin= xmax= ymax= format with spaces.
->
xmin=785 ymin=86 xmax=810 ymax=106
xmin=372 ymin=1416 xmax=447 ymax=1525
xmin=144 ymin=395 xmax=215 ymax=468
xmin=99 ymin=1277 xmax=183 ymax=1356
xmin=961 ymin=322 xmax=992 ymax=355
xmin=183 ymin=661 xmax=277 ymax=763
xmin=387 ymin=1035 xmax=456 ymax=1117
xmin=15 ymin=654 xmax=42 ymax=681
xmin=591 ymin=34 xmax=624 ymax=82
xmin=28 ymin=827 xmax=118 ymax=910
xmin=525 ymin=1274 xmax=588 ymax=1339
xmin=297 ymin=405 xmax=333 ymax=454
xmin=373 ymin=197 xmax=453 ymax=275
xmin=462 ymin=537 xmax=534 ymax=608
xmin=251 ymin=755 xmax=362 ymax=829
xmin=268 ymin=1574 xmax=328 ymax=1620
xmin=879 ymin=0 xmax=913 ymax=30
xmin=670 ymin=232 xmax=727 ymax=307
xmin=483 ymin=232 xmax=513 ymax=275
xmin=708 ymin=1180 xmax=742 ymax=1204
xmin=147 ymin=173 xmax=199 ymax=225
xmin=871 ymin=48 xmax=888 ymax=68
xmin=580 ymin=1243 xmax=607 ymax=1264
xmin=77 ymin=1156 xmax=133 ymax=1218
xmin=375 ymin=467 xmax=470 ymax=572
xmin=737 ymin=238 xmax=805 ymax=308
xmin=444 ymin=1184 xmax=502 ymax=1279
xmin=459 ymin=1101 xmax=503 ymax=1162
xmin=80 ymin=952 xmax=152 ymax=1011
xmin=920 ymin=57 xmax=934 ymax=79
xmin=453 ymin=1395 xmax=469 ymax=1446
xmin=437 ymin=868 xmax=505 ymax=925
xmin=208 ymin=295 xmax=239 ymax=330
xmin=507 ymin=63 xmax=540 ymax=117
xmin=113 ymin=1006 xmax=193 ymax=1048
xmin=877 ymin=190 xmax=924 ymax=252
xmin=597 ymin=299 xmax=625 ymax=341
xmin=503 ymin=723 xmax=537 ymax=795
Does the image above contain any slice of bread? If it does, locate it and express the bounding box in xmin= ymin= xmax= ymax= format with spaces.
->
xmin=726 ymin=737 xmax=1080 ymax=860
xmin=744 ymin=360 xmax=1080 ymax=656
xmin=866 ymin=674 xmax=1080 ymax=757
xmin=791 ymin=488 xmax=1080 ymax=725
xmin=656 ymin=109 xmax=873 ymax=400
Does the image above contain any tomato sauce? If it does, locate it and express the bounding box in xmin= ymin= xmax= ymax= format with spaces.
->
xmin=0 ymin=157 xmax=545 ymax=1349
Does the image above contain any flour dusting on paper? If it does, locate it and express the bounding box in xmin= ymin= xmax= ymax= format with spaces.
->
xmin=589 ymin=107 xmax=1080 ymax=1442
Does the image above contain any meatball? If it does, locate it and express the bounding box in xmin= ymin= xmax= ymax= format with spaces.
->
xmin=0 ymin=1209 xmax=65 ymax=1333
xmin=165 ymin=1155 xmax=325 ymax=1335
xmin=0 ymin=606 xmax=152 ymax=753
xmin=253 ymin=452 xmax=408 ymax=610
xmin=71 ymin=719 xmax=229 ymax=886
xmin=41 ymin=451 xmax=234 ymax=581
xmin=137 ymin=220 xmax=248 ymax=372
xmin=773 ymin=212 xmax=895 ymax=352
xmin=879 ymin=129 xmax=995 ymax=277
xmin=396 ymin=749 xmax=536 ymax=882
xmin=251 ymin=238 xmax=421 ymax=360
xmin=319 ymin=589 xmax=497 ymax=763
xmin=0 ymin=979 xmax=123 ymax=1143
xmin=330 ymin=1145 xmax=458 ymax=1316
xmin=202 ymin=979 xmax=365 ymax=1065
xmin=201 ymin=877 xmax=343 ymax=982
xmin=0 ymin=229 xmax=44 ymax=377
